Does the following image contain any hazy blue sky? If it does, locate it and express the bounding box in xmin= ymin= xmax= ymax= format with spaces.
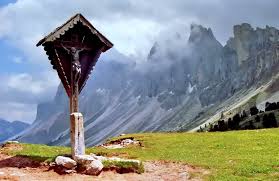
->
xmin=0 ymin=0 xmax=279 ymax=123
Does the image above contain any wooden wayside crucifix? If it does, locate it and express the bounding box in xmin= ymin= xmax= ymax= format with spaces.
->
xmin=37 ymin=14 xmax=113 ymax=158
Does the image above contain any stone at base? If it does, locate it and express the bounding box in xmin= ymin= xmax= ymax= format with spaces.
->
xmin=55 ymin=156 xmax=77 ymax=169
xmin=75 ymin=155 xmax=95 ymax=165
xmin=84 ymin=160 xmax=103 ymax=176
xmin=90 ymin=153 xmax=107 ymax=162
xmin=75 ymin=154 xmax=104 ymax=176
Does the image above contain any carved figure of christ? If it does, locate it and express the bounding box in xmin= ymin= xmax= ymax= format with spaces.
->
xmin=57 ymin=41 xmax=94 ymax=112
xmin=61 ymin=45 xmax=83 ymax=86
xmin=59 ymin=44 xmax=92 ymax=86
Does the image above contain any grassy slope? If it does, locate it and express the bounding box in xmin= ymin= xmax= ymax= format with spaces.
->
xmin=2 ymin=129 xmax=279 ymax=181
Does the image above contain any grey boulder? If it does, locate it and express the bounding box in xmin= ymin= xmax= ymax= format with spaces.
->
xmin=84 ymin=159 xmax=103 ymax=176
xmin=55 ymin=156 xmax=77 ymax=169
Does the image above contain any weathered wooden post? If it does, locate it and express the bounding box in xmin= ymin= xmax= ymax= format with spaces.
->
xmin=37 ymin=13 xmax=113 ymax=158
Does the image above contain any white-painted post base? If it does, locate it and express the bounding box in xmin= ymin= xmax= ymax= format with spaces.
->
xmin=70 ymin=112 xmax=85 ymax=159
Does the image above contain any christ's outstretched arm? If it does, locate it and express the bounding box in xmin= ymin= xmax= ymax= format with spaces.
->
xmin=61 ymin=43 xmax=70 ymax=54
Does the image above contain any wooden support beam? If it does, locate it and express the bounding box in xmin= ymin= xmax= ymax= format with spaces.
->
xmin=69 ymin=48 xmax=85 ymax=158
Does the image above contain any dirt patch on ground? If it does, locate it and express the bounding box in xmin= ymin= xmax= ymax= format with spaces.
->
xmin=0 ymin=155 xmax=42 ymax=169
xmin=0 ymin=143 xmax=23 ymax=153
xmin=0 ymin=152 xmax=208 ymax=180
xmin=137 ymin=161 xmax=208 ymax=181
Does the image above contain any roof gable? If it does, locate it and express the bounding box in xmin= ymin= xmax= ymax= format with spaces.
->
xmin=36 ymin=13 xmax=113 ymax=52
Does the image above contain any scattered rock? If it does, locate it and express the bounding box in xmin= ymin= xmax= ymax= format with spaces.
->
xmin=90 ymin=153 xmax=107 ymax=162
xmin=75 ymin=155 xmax=94 ymax=165
xmin=83 ymin=159 xmax=103 ymax=176
xmin=102 ymin=138 xmax=141 ymax=149
xmin=55 ymin=156 xmax=77 ymax=169
xmin=121 ymin=139 xmax=133 ymax=145
xmin=75 ymin=154 xmax=104 ymax=176
xmin=122 ymin=139 xmax=140 ymax=146
xmin=49 ymin=162 xmax=56 ymax=167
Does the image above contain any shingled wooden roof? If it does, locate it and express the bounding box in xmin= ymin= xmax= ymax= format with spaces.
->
xmin=36 ymin=13 xmax=113 ymax=51
xmin=36 ymin=13 xmax=113 ymax=97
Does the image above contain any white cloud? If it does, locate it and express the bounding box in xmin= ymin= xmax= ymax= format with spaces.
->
xmin=0 ymin=70 xmax=59 ymax=123
xmin=92 ymin=18 xmax=162 ymax=57
xmin=1 ymin=0 xmax=278 ymax=60
xmin=0 ymin=0 xmax=164 ymax=61
xmin=0 ymin=71 xmax=59 ymax=121
xmin=0 ymin=102 xmax=36 ymax=123
xmin=8 ymin=73 xmax=44 ymax=94
xmin=4 ymin=71 xmax=59 ymax=96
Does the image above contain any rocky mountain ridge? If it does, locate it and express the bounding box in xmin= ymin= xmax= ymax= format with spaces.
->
xmin=0 ymin=119 xmax=29 ymax=142
xmin=16 ymin=23 xmax=279 ymax=146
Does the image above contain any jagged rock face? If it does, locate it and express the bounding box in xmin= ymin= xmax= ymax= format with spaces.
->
xmin=228 ymin=23 xmax=279 ymax=65
xmin=17 ymin=23 xmax=279 ymax=146
xmin=144 ymin=24 xmax=227 ymax=107
xmin=226 ymin=24 xmax=279 ymax=88
xmin=143 ymin=24 xmax=224 ymax=105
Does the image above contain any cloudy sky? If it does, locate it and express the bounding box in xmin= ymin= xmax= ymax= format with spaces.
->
xmin=0 ymin=0 xmax=279 ymax=123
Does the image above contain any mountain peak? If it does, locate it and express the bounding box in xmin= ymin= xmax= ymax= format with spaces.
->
xmin=233 ymin=23 xmax=253 ymax=37
xmin=189 ymin=24 xmax=215 ymax=42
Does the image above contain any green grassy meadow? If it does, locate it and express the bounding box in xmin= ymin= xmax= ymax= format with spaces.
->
xmin=1 ymin=128 xmax=279 ymax=180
